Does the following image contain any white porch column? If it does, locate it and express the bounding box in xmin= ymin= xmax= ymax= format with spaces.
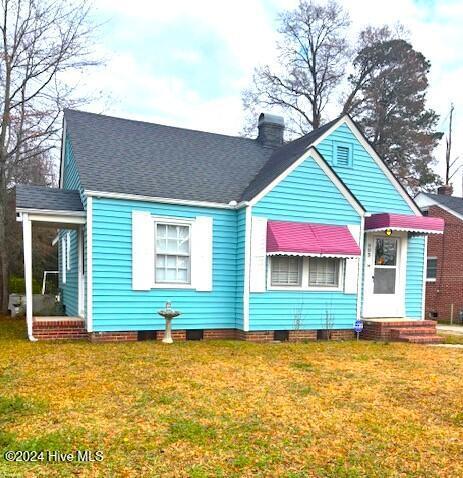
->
xmin=22 ymin=213 xmax=37 ymax=341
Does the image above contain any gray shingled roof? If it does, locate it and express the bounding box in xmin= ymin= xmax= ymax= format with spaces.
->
xmin=241 ymin=118 xmax=340 ymax=201
xmin=15 ymin=185 xmax=84 ymax=212
xmin=64 ymin=109 xmax=340 ymax=204
xmin=423 ymin=192 xmax=463 ymax=216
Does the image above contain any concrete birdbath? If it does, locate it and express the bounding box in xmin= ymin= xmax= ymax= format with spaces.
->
xmin=158 ymin=301 xmax=181 ymax=344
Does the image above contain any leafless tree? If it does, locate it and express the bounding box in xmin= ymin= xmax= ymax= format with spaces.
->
xmin=242 ymin=0 xmax=350 ymax=136
xmin=0 ymin=0 xmax=100 ymax=313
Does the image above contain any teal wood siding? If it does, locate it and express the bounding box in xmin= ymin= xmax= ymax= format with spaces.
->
xmin=405 ymin=235 xmax=425 ymax=319
xmin=317 ymin=123 xmax=414 ymax=214
xmin=250 ymin=293 xmax=357 ymax=330
xmin=317 ymin=122 xmax=425 ymax=319
xmin=252 ymin=154 xmax=361 ymax=225
xmin=58 ymin=230 xmax=79 ymax=317
xmin=59 ymin=135 xmax=85 ymax=317
xmin=235 ymin=208 xmax=246 ymax=329
xmin=91 ymin=198 xmax=238 ymax=331
xmin=250 ymin=153 xmax=361 ymax=331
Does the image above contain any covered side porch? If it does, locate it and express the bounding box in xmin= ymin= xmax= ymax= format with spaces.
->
xmin=15 ymin=185 xmax=87 ymax=341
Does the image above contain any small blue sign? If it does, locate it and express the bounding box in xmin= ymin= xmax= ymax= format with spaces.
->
xmin=354 ymin=320 xmax=363 ymax=333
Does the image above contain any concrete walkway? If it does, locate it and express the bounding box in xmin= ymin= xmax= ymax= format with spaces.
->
xmin=437 ymin=324 xmax=463 ymax=335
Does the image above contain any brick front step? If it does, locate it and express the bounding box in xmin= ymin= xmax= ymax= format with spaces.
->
xmin=390 ymin=327 xmax=438 ymax=337
xmin=395 ymin=335 xmax=443 ymax=344
xmin=362 ymin=319 xmax=440 ymax=343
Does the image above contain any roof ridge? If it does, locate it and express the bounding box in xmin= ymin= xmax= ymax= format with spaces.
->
xmin=64 ymin=108 xmax=259 ymax=143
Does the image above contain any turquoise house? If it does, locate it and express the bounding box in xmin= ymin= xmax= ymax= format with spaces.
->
xmin=15 ymin=110 xmax=444 ymax=342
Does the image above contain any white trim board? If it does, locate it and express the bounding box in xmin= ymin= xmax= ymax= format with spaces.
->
xmin=85 ymin=190 xmax=243 ymax=210
xmin=310 ymin=116 xmax=422 ymax=216
xmin=59 ymin=117 xmax=67 ymax=189
xmin=248 ymin=147 xmax=365 ymax=217
xmin=16 ymin=208 xmax=86 ymax=217
xmin=86 ymin=196 xmax=93 ymax=333
xmin=243 ymin=205 xmax=252 ymax=331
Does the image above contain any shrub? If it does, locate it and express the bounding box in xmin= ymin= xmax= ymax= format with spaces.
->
xmin=9 ymin=276 xmax=41 ymax=294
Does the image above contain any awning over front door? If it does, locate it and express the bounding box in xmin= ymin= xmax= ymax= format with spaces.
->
xmin=266 ymin=220 xmax=361 ymax=258
xmin=364 ymin=213 xmax=444 ymax=234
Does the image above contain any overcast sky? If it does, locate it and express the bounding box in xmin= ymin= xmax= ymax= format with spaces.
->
xmin=80 ymin=0 xmax=463 ymax=194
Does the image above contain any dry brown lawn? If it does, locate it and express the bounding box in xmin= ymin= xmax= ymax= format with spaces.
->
xmin=1 ymin=317 xmax=463 ymax=477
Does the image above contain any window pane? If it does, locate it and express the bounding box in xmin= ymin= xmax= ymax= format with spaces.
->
xmin=156 ymin=255 xmax=166 ymax=267
xmin=373 ymin=268 xmax=396 ymax=294
xmin=427 ymin=258 xmax=437 ymax=279
xmin=156 ymin=268 xmax=166 ymax=282
xmin=165 ymin=239 xmax=176 ymax=254
xmin=271 ymin=256 xmax=301 ymax=286
xmin=166 ymin=268 xmax=177 ymax=281
xmin=309 ymin=258 xmax=339 ymax=287
xmin=157 ymin=224 xmax=167 ymax=238
xmin=167 ymin=225 xmax=178 ymax=239
xmin=177 ymin=269 xmax=188 ymax=282
xmin=375 ymin=238 xmax=397 ymax=266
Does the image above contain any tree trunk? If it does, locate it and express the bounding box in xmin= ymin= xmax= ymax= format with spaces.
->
xmin=0 ymin=191 xmax=9 ymax=315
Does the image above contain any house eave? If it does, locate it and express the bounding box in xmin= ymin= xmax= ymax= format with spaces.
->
xmin=84 ymin=189 xmax=249 ymax=210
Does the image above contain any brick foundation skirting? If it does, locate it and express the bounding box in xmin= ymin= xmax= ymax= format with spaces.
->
xmin=89 ymin=331 xmax=138 ymax=342
xmin=88 ymin=328 xmax=352 ymax=343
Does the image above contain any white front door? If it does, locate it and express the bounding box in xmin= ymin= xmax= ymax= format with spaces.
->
xmin=363 ymin=233 xmax=407 ymax=318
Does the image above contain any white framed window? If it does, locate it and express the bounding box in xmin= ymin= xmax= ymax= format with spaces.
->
xmin=309 ymin=258 xmax=340 ymax=288
xmin=426 ymin=257 xmax=437 ymax=281
xmin=154 ymin=222 xmax=191 ymax=285
xmin=270 ymin=256 xmax=302 ymax=286
xmin=268 ymin=256 xmax=344 ymax=291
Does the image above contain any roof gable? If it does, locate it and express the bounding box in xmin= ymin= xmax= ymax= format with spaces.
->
xmin=415 ymin=192 xmax=463 ymax=220
xmin=252 ymin=147 xmax=364 ymax=220
xmin=313 ymin=117 xmax=421 ymax=215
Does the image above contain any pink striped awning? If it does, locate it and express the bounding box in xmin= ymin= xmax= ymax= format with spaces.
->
xmin=266 ymin=220 xmax=361 ymax=257
xmin=365 ymin=213 xmax=444 ymax=234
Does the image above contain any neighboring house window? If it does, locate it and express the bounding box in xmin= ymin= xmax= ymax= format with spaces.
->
xmin=309 ymin=258 xmax=340 ymax=287
xmin=270 ymin=256 xmax=302 ymax=286
xmin=427 ymin=257 xmax=437 ymax=281
xmin=155 ymin=223 xmax=191 ymax=284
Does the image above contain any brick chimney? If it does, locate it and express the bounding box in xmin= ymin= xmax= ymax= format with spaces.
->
xmin=257 ymin=113 xmax=284 ymax=148
xmin=437 ymin=184 xmax=453 ymax=196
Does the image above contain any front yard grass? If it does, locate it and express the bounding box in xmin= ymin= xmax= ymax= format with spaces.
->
xmin=1 ymin=317 xmax=463 ymax=477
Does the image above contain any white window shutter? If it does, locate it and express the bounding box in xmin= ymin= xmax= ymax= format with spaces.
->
xmin=250 ymin=216 xmax=267 ymax=292
xmin=344 ymin=258 xmax=359 ymax=294
xmin=191 ymin=216 xmax=213 ymax=291
xmin=132 ymin=210 xmax=154 ymax=290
